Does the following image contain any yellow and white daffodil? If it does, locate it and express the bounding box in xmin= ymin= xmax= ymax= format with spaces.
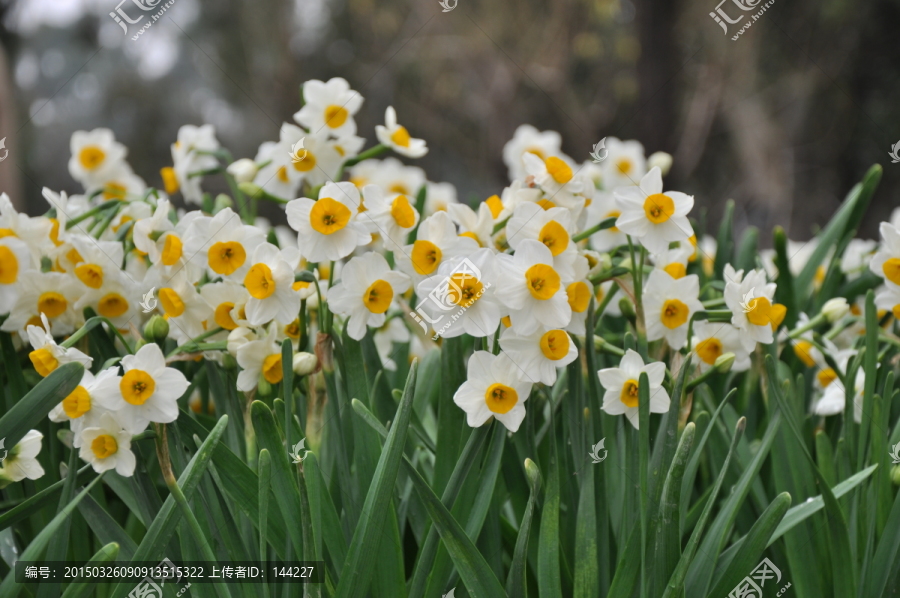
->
xmin=585 ymin=191 xmax=627 ymax=252
xmin=395 ymin=211 xmax=479 ymax=285
xmin=357 ymin=184 xmax=420 ymax=252
xmin=25 ymin=313 xmax=92 ymax=377
xmin=502 ymin=124 xmax=563 ymax=181
xmin=200 ymin=280 xmax=252 ymax=333
xmin=453 ymin=351 xmax=533 ymax=432
xmin=0 ymin=271 xmax=82 ymax=336
xmin=294 ymin=77 xmax=362 ymax=137
xmin=691 ymin=322 xmax=750 ymax=372
xmin=870 ymin=221 xmax=900 ymax=287
xmin=0 ymin=430 xmax=45 ymax=484
xmin=600 ymin=137 xmax=647 ymax=190
xmin=598 ymin=349 xmax=669 ymax=429
xmin=185 ymin=207 xmax=266 ymax=281
xmin=67 ymin=128 xmax=128 ymax=188
xmin=613 ymin=166 xmax=694 ymax=254
xmin=327 ymin=251 xmax=410 ymax=340
xmin=376 ymin=106 xmax=428 ymax=158
xmin=50 ymin=369 xmax=118 ymax=446
xmin=287 ymin=182 xmax=371 ymax=262
xmin=168 ymin=124 xmax=221 ymax=205
xmin=506 ymin=202 xmax=578 ymax=279
xmin=642 ymin=269 xmax=702 ymax=350
xmin=498 ymin=326 xmax=578 ymax=385
xmin=496 ymin=240 xmax=572 ymax=335
xmin=241 ymin=243 xmax=301 ymax=326
xmin=0 ymin=236 xmax=35 ymax=314
xmin=78 ymin=411 xmax=136 ymax=476
xmin=522 ymin=152 xmax=583 ymax=196
xmin=236 ymin=323 xmax=284 ymax=392
xmin=724 ymin=267 xmax=786 ymax=350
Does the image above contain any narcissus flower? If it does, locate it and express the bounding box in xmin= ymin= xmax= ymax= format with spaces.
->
xmin=73 ymin=279 xmax=140 ymax=328
xmin=200 ymin=281 xmax=251 ymax=333
xmin=67 ymin=128 xmax=127 ymax=187
xmin=145 ymin=270 xmax=212 ymax=342
xmin=502 ymin=124 xmax=563 ymax=181
xmin=613 ymin=167 xmax=693 ymax=254
xmin=597 ymin=349 xmax=669 ymax=429
xmin=498 ymin=327 xmax=578 ymax=385
xmin=50 ymin=369 xmax=118 ymax=445
xmin=506 ymin=202 xmax=577 ymax=279
xmin=523 ymin=152 xmax=582 ymax=196
xmin=585 ymin=191 xmax=627 ymax=252
xmin=78 ymin=412 xmax=136 ymax=476
xmin=286 ymin=182 xmax=371 ymax=262
xmin=0 ymin=271 xmax=81 ymax=336
xmin=870 ymin=222 xmax=900 ymax=287
xmin=395 ymin=211 xmax=479 ymax=285
xmin=496 ymin=240 xmax=572 ymax=335
xmin=184 ymin=207 xmax=266 ymax=280
xmin=642 ymin=269 xmax=702 ymax=350
xmin=0 ymin=236 xmax=35 ymax=314
xmin=327 ymin=251 xmax=410 ymax=340
xmin=25 ymin=314 xmax=92 ymax=377
xmin=294 ymin=77 xmax=362 ymax=137
xmin=242 ymin=243 xmax=301 ymax=326
xmin=453 ymin=351 xmax=533 ymax=432
xmin=236 ymin=324 xmax=284 ymax=392
xmin=691 ymin=322 xmax=750 ymax=372
xmin=376 ymin=106 xmax=428 ymax=158
xmin=358 ymin=184 xmax=420 ymax=252
xmin=0 ymin=430 xmax=45 ymax=483
xmin=724 ymin=267 xmax=786 ymax=349
xmin=600 ymin=137 xmax=647 ymax=190
xmin=169 ymin=124 xmax=221 ymax=205
xmin=93 ymin=343 xmax=189 ymax=433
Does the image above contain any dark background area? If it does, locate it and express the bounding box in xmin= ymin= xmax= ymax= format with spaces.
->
xmin=0 ymin=0 xmax=897 ymax=242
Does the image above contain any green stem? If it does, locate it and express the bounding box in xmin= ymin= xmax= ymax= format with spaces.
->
xmin=65 ymin=200 xmax=121 ymax=229
xmin=167 ymin=327 xmax=226 ymax=357
xmin=60 ymin=316 xmax=134 ymax=354
xmin=787 ymin=312 xmax=828 ymax=339
xmin=571 ymin=216 xmax=617 ymax=243
xmin=335 ymin=144 xmax=389 ymax=181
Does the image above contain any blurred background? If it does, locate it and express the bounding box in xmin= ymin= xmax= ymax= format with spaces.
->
xmin=0 ymin=0 xmax=898 ymax=241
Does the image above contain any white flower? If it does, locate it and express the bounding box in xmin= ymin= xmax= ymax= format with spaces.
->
xmin=25 ymin=313 xmax=93 ymax=377
xmin=423 ymin=181 xmax=460 ymax=216
xmin=815 ymin=366 xmax=866 ymax=423
xmin=0 ymin=194 xmax=54 ymax=259
xmin=647 ymin=151 xmax=673 ymax=176
xmin=821 ymin=297 xmax=850 ymax=323
xmin=93 ymin=343 xmax=189 ymax=434
xmin=506 ymin=202 xmax=577 ymax=280
xmin=67 ymin=236 xmax=125 ymax=290
xmin=294 ymin=77 xmax=362 ymax=137
xmin=79 ymin=412 xmax=136 ymax=476
xmin=73 ymin=278 xmax=140 ymax=328
xmin=327 ymin=252 xmax=410 ymax=341
xmin=643 ymin=270 xmax=702 ymax=350
xmin=373 ymin=318 xmax=410 ymax=371
xmin=522 ymin=152 xmax=583 ymax=196
xmin=498 ymin=327 xmax=578 ymax=385
xmin=691 ymin=322 xmax=751 ymax=373
xmin=184 ymin=207 xmax=266 ymax=280
xmin=200 ymin=280 xmax=251 ymax=333
xmin=132 ymin=199 xmax=191 ymax=266
xmin=357 ymin=184 xmax=420 ymax=252
xmin=170 ymin=124 xmax=220 ymax=205
xmin=50 ymin=369 xmax=118 ymax=446
xmin=0 ymin=236 xmax=34 ymax=314
xmin=376 ymin=106 xmax=428 ymax=158
xmin=226 ymin=158 xmax=258 ymax=183
xmin=453 ymin=351 xmax=533 ymax=432
xmin=242 ymin=243 xmax=301 ymax=326
xmin=840 ymin=238 xmax=876 ymax=277
xmin=0 ymin=430 xmax=45 ymax=482
xmin=600 ymin=137 xmax=647 ymax=190
xmin=613 ymin=167 xmax=693 ymax=254
xmin=68 ymin=129 xmax=127 ymax=187
xmin=502 ymin=125 xmax=562 ymax=181
xmin=145 ymin=270 xmax=212 ymax=342
xmin=236 ymin=324 xmax=284 ymax=392
xmin=496 ymin=240 xmax=572 ymax=335
xmin=447 ymin=203 xmax=494 ymax=249
xmin=651 ymin=244 xmax=693 ymax=280
xmin=0 ymin=271 xmax=82 ymax=337
xmin=597 ymin=349 xmax=669 ymax=429
xmin=585 ymin=191 xmax=627 ymax=252
xmin=287 ymin=182 xmax=371 ymax=262
xmin=292 ymin=352 xmax=318 ymax=376
xmin=227 ymin=326 xmax=256 ymax=357
xmin=349 ymin=158 xmax=426 ymax=199
xmin=875 ymin=284 xmax=900 ymax=320
xmin=724 ymin=268 xmax=786 ymax=350
xmin=395 ymin=211 xmax=479 ymax=285
xmin=870 ymin=221 xmax=900 ymax=287
xmin=279 ymin=125 xmax=343 ymax=188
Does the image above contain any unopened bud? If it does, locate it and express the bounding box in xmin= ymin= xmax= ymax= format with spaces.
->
xmin=618 ymin=297 xmax=636 ymax=320
xmin=892 ymin=464 xmax=900 ymax=487
xmin=238 ymin=181 xmax=264 ymax=199
xmin=524 ymin=458 xmax=542 ymax=494
xmin=292 ymin=352 xmax=318 ymax=376
xmin=143 ymin=315 xmax=169 ymax=343
xmin=648 ymin=151 xmax=673 ymax=176
xmin=226 ymin=158 xmax=258 ymax=183
xmin=56 ymin=429 xmax=75 ymax=449
xmin=214 ymin=193 xmax=233 ymax=212
xmin=715 ymin=352 xmax=736 ymax=373
xmin=821 ymin=297 xmax=850 ymax=323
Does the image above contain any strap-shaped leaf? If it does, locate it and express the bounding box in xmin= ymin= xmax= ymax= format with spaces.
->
xmin=0 ymin=361 xmax=84 ymax=448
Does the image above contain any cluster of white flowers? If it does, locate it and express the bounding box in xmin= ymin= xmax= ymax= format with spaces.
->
xmin=0 ymin=76 xmax=890 ymax=485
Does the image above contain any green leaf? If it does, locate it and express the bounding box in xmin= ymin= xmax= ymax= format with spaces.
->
xmin=538 ymin=412 xmax=563 ymax=598
xmin=334 ymin=359 xmax=418 ymax=598
xmin=0 ymin=362 xmax=84 ymax=448
xmin=506 ymin=459 xmax=541 ymax=597
xmin=77 ymin=493 xmax=138 ymax=561
xmin=735 ymin=226 xmax=760 ymax=273
xmin=0 ymin=465 xmax=95 ymax=532
xmin=59 ymin=543 xmax=120 ymax=598
xmin=303 ymin=451 xmax=347 ymax=574
xmin=258 ymin=449 xmax=272 ymax=561
xmin=713 ymin=199 xmax=735 ymax=281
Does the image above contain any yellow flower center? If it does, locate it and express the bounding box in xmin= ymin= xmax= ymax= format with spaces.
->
xmin=208 ymin=241 xmax=247 ymax=276
xmin=103 ymin=182 xmax=128 ymax=201
xmin=567 ymin=281 xmax=591 ymax=313
xmin=391 ymin=195 xmax=416 ymax=228
xmin=310 ymin=197 xmax=351 ymax=235
xmin=545 ymin=157 xmax=573 ymax=184
xmin=695 ymin=337 xmax=723 ymax=365
xmin=284 ymin=319 xmax=301 ymax=340
xmin=536 ymin=199 xmax=556 ymax=210
xmin=526 ymin=147 xmax=546 ymax=160
xmin=79 ymin=146 xmax=106 ymax=170
xmin=324 ymin=104 xmax=349 ymax=128
xmin=485 ymin=195 xmax=504 ymax=219
xmin=643 ymin=193 xmax=675 ymax=224
xmin=663 ymin=263 xmax=686 ymax=279
xmin=661 ymin=298 xmax=689 ymax=329
xmin=214 ymin=302 xmax=238 ymax=330
xmin=745 ymin=296 xmax=787 ymax=330
xmin=62 ymin=386 xmax=91 ymax=419
xmin=485 ymin=382 xmax=518 ymax=414
xmin=606 ymin=210 xmax=622 ymax=232
xmin=38 ymin=292 xmax=68 ymax=319
xmin=616 ymin=158 xmax=632 ymax=175
xmin=293 ymin=151 xmax=317 ymax=173
xmin=539 ymin=220 xmax=569 ymax=256
xmin=893 ymin=304 xmax=900 ymax=320
xmin=120 ymin=369 xmax=156 ymax=405
xmin=0 ymin=246 xmax=20 ymax=284
xmin=540 ymin=329 xmax=570 ymax=360
xmin=245 ymin=263 xmax=276 ymax=299
xmin=882 ymin=258 xmax=900 ymax=285
xmin=49 ymin=219 xmax=62 ymax=246
xmin=0 ymin=228 xmax=16 ymax=238
xmin=29 ymin=348 xmax=59 ymax=377
xmin=620 ymin=379 xmax=639 ymax=408
xmin=75 ymin=263 xmax=104 ymax=289
xmin=262 ymin=354 xmax=284 ymax=384
xmin=525 ymin=264 xmax=561 ymax=300
xmin=459 ymin=231 xmax=482 ymax=246
xmin=411 ymin=240 xmax=442 ymax=275
xmin=66 ymin=247 xmax=83 ymax=265
xmin=91 ymin=434 xmax=118 ymax=460
xmin=363 ymin=279 xmax=393 ymax=314
xmin=161 ymin=235 xmax=183 ymax=266
xmin=793 ymin=340 xmax=816 ymax=367
xmin=98 ymin=293 xmax=128 ymax=318
xmin=817 ymin=368 xmax=837 ymax=388
xmin=448 ymin=272 xmax=484 ymax=307
xmin=159 ymin=288 xmax=185 ymax=317
xmin=277 ymin=166 xmax=290 ymax=183
xmin=501 ymin=315 xmax=512 ymax=327
xmin=390 ymin=126 xmax=411 ymax=147
xmin=160 ymin=166 xmax=179 ymax=194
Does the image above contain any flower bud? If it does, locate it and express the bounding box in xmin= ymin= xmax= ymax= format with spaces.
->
xmin=821 ymin=297 xmax=850 ymax=323
xmin=892 ymin=464 xmax=900 ymax=487
xmin=648 ymin=151 xmax=673 ymax=176
xmin=238 ymin=181 xmax=263 ymax=198
xmin=143 ymin=315 xmax=169 ymax=343
xmin=618 ymin=297 xmax=636 ymax=320
xmin=715 ymin=352 xmax=736 ymax=373
xmin=293 ymin=352 xmax=318 ymax=376
xmin=524 ymin=458 xmax=542 ymax=494
xmin=214 ymin=193 xmax=233 ymax=212
xmin=227 ymin=327 xmax=256 ymax=357
xmin=226 ymin=158 xmax=258 ymax=183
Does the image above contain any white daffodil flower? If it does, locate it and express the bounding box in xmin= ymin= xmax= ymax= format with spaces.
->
xmin=376 ymin=106 xmax=428 ymax=158
xmin=613 ymin=167 xmax=693 ymax=254
xmin=287 ymin=182 xmax=372 ymax=263
xmin=496 ymin=239 xmax=572 ymax=335
xmin=643 ymin=269 xmax=703 ymax=350
xmin=294 ymin=77 xmax=362 ymax=137
xmin=25 ymin=313 xmax=92 ymax=377
xmin=498 ymin=326 xmax=578 ymax=385
xmin=79 ymin=411 xmax=136 ymax=476
xmin=453 ymin=351 xmax=533 ymax=432
xmin=597 ymin=349 xmax=669 ymax=429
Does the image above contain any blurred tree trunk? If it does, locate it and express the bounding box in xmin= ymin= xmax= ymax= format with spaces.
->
xmin=634 ymin=0 xmax=681 ymax=153
xmin=0 ymin=41 xmax=22 ymax=210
